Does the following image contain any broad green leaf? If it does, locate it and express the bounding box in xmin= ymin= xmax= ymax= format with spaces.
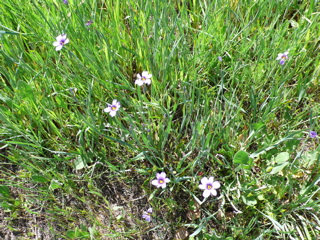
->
xmin=74 ymin=156 xmax=86 ymax=170
xmin=242 ymin=195 xmax=257 ymax=206
xmin=66 ymin=230 xmax=76 ymax=238
xmin=275 ymin=152 xmax=289 ymax=164
xmin=49 ymin=179 xmax=62 ymax=190
xmin=233 ymin=150 xmax=250 ymax=165
xmin=31 ymin=175 xmax=50 ymax=183
xmin=269 ymin=162 xmax=289 ymax=175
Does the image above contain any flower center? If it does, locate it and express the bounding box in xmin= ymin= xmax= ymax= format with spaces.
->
xmin=159 ymin=179 xmax=164 ymax=184
xmin=281 ymin=55 xmax=287 ymax=59
xmin=142 ymin=77 xmax=147 ymax=81
xmin=60 ymin=40 xmax=65 ymax=45
xmin=111 ymin=106 xmax=117 ymax=111
xmin=207 ymin=184 xmax=212 ymax=190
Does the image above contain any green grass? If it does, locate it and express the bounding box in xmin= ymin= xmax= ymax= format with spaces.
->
xmin=0 ymin=0 xmax=319 ymax=239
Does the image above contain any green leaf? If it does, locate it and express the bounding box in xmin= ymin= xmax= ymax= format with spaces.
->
xmin=49 ymin=179 xmax=62 ymax=190
xmin=269 ymin=162 xmax=289 ymax=175
xmin=74 ymin=156 xmax=86 ymax=170
xmin=66 ymin=230 xmax=76 ymax=238
xmin=31 ymin=175 xmax=50 ymax=183
xmin=0 ymin=30 xmax=20 ymax=37
xmin=275 ymin=152 xmax=289 ymax=164
xmin=242 ymin=195 xmax=257 ymax=206
xmin=252 ymin=121 xmax=265 ymax=131
xmin=0 ymin=185 xmax=11 ymax=198
xmin=233 ymin=150 xmax=250 ymax=165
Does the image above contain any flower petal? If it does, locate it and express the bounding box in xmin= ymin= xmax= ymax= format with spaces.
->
xmin=208 ymin=176 xmax=214 ymax=183
xmin=55 ymin=45 xmax=63 ymax=51
xmin=53 ymin=41 xmax=60 ymax=47
xmin=151 ymin=179 xmax=159 ymax=187
xmin=104 ymin=107 xmax=111 ymax=112
xmin=142 ymin=71 xmax=149 ymax=76
xmin=135 ymin=80 xmax=143 ymax=86
xmin=159 ymin=172 xmax=166 ymax=179
xmin=156 ymin=172 xmax=161 ymax=179
xmin=200 ymin=177 xmax=209 ymax=185
xmin=110 ymin=111 xmax=117 ymax=117
xmin=203 ymin=189 xmax=210 ymax=198
xmin=212 ymin=181 xmax=221 ymax=189
xmin=56 ymin=35 xmax=63 ymax=41
xmin=210 ymin=189 xmax=217 ymax=196
xmin=198 ymin=184 xmax=206 ymax=190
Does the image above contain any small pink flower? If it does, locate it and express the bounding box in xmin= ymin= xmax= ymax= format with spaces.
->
xmin=151 ymin=172 xmax=170 ymax=189
xmin=135 ymin=71 xmax=152 ymax=86
xmin=53 ymin=34 xmax=69 ymax=51
xmin=142 ymin=208 xmax=152 ymax=222
xmin=104 ymin=99 xmax=120 ymax=117
xmin=276 ymin=51 xmax=289 ymax=65
xmin=310 ymin=131 xmax=318 ymax=138
xmin=86 ymin=20 xmax=93 ymax=26
xmin=198 ymin=177 xmax=220 ymax=198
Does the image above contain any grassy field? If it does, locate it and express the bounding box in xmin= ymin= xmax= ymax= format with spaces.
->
xmin=0 ymin=0 xmax=320 ymax=239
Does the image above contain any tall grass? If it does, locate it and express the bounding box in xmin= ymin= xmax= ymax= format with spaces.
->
xmin=0 ymin=0 xmax=319 ymax=239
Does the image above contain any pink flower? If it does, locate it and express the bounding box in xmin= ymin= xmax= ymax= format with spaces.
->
xmin=53 ymin=34 xmax=69 ymax=51
xmin=276 ymin=51 xmax=289 ymax=65
xmin=104 ymin=99 xmax=120 ymax=117
xmin=198 ymin=177 xmax=220 ymax=198
xmin=151 ymin=172 xmax=170 ymax=188
xmin=135 ymin=71 xmax=152 ymax=86
xmin=142 ymin=208 xmax=152 ymax=222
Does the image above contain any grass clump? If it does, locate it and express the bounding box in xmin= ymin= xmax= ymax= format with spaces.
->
xmin=0 ymin=0 xmax=319 ymax=239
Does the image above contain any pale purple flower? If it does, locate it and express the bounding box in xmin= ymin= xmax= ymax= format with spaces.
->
xmin=218 ymin=56 xmax=222 ymax=62
xmin=310 ymin=131 xmax=318 ymax=138
xmin=53 ymin=34 xmax=69 ymax=51
xmin=142 ymin=208 xmax=152 ymax=222
xmin=104 ymin=99 xmax=120 ymax=117
xmin=151 ymin=172 xmax=170 ymax=189
xmin=86 ymin=20 xmax=93 ymax=26
xmin=198 ymin=177 xmax=220 ymax=198
xmin=135 ymin=71 xmax=152 ymax=86
xmin=63 ymin=0 xmax=68 ymax=4
xmin=276 ymin=51 xmax=289 ymax=65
